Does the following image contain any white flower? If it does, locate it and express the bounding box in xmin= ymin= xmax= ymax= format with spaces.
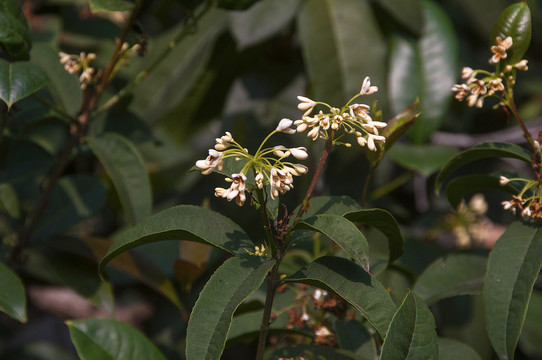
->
xmin=307 ymin=126 xmax=320 ymax=141
xmin=356 ymin=135 xmax=367 ymax=147
xmin=522 ymin=207 xmax=532 ymax=217
xmin=499 ymin=176 xmax=510 ymax=185
xmin=514 ymin=59 xmax=528 ymax=71
xmin=220 ymin=173 xmax=247 ymax=206
xmin=290 ymin=147 xmax=308 ymax=160
xmin=276 ymin=118 xmax=296 ymax=134
xmin=501 ymin=200 xmax=514 ymax=210
xmin=349 ymin=103 xmax=371 ymax=121
xmin=360 ymin=76 xmax=378 ymax=95
xmin=273 ymin=146 xmax=290 ymax=158
xmin=461 ymin=67 xmax=475 ymax=81
xmin=452 ymin=84 xmax=469 ymax=101
xmin=367 ymin=134 xmax=386 ymax=151
xmin=296 ymin=122 xmax=308 ymax=133
xmin=255 ymin=171 xmax=264 ymax=189
xmin=196 ymin=149 xmax=223 ymax=175
xmin=490 ymin=36 xmax=513 ymax=64
xmin=297 ymin=95 xmax=316 ymax=116
xmin=270 ymin=167 xmax=293 ymax=200
xmin=215 ymin=132 xmax=233 ymax=150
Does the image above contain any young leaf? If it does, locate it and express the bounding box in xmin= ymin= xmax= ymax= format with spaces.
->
xmin=99 ymin=205 xmax=254 ymax=277
xmin=0 ymin=59 xmax=48 ymax=108
xmin=0 ymin=262 xmax=27 ymax=322
xmin=413 ymin=253 xmax=487 ymax=305
xmin=380 ymin=291 xmax=438 ymax=360
xmin=186 ymin=255 xmax=275 ymax=360
xmin=490 ymin=2 xmax=531 ymax=66
xmin=484 ymin=221 xmax=542 ymax=360
xmin=67 ymin=319 xmax=166 ymax=360
xmin=438 ymin=337 xmax=482 ymax=360
xmin=286 ymin=256 xmax=396 ymax=338
xmin=88 ymin=0 xmax=135 ymax=13
xmin=86 ymin=133 xmax=152 ymax=225
xmin=446 ymin=174 xmax=522 ymax=209
xmin=343 ymin=208 xmax=404 ymax=265
xmin=435 ymin=142 xmax=532 ymax=195
xmin=294 ymin=214 xmax=370 ymax=269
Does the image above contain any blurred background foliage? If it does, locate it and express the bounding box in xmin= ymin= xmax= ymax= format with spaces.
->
xmin=1 ymin=0 xmax=542 ymax=359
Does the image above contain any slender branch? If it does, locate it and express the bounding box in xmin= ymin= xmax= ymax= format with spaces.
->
xmin=255 ymin=261 xmax=280 ymax=360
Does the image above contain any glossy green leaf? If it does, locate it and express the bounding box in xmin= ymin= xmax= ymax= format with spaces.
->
xmin=484 ymin=221 xmax=542 ymax=360
xmin=401 ymin=0 xmax=458 ymax=144
xmin=295 ymin=214 xmax=370 ymax=269
xmin=435 ymin=142 xmax=532 ymax=195
xmin=67 ymin=318 xmax=166 ymax=360
xmin=490 ymin=2 xmax=531 ymax=66
xmin=438 ymin=337 xmax=482 ymax=360
xmin=186 ymin=255 xmax=275 ymax=360
xmin=297 ymin=0 xmax=386 ymax=106
xmin=413 ymin=253 xmax=487 ymax=305
xmin=286 ymin=256 xmax=396 ymax=338
xmin=343 ymin=208 xmax=404 ymax=265
xmin=33 ymin=175 xmax=106 ymax=241
xmin=388 ymin=143 xmax=459 ymax=176
xmin=519 ymin=290 xmax=542 ymax=357
xmin=0 ymin=59 xmax=48 ymax=108
xmin=297 ymin=195 xmax=361 ymax=220
xmin=88 ymin=0 xmax=134 ymax=12
xmin=0 ymin=0 xmax=29 ymax=26
xmin=446 ymin=174 xmax=522 ymax=209
xmin=0 ymin=11 xmax=30 ymax=60
xmin=380 ymin=291 xmax=438 ymax=359
xmin=267 ymin=344 xmax=365 ymax=360
xmin=0 ymin=262 xmax=27 ymax=322
xmin=99 ymin=205 xmax=254 ymax=277
xmin=335 ymin=319 xmax=377 ymax=358
xmin=376 ymin=0 xmax=423 ymax=36
xmin=87 ymin=133 xmax=152 ymax=225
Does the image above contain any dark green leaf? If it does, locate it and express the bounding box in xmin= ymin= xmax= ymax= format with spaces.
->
xmin=380 ymin=291 xmax=438 ymax=359
xmin=88 ymin=0 xmax=135 ymax=12
xmin=404 ymin=0 xmax=458 ymax=144
xmin=298 ymin=195 xmax=361 ymax=220
xmin=519 ymin=290 xmax=542 ymax=357
xmin=376 ymin=0 xmax=423 ymax=36
xmin=227 ymin=311 xmax=294 ymax=343
xmin=0 ymin=139 xmax=55 ymax=183
xmin=484 ymin=221 xmax=542 ymax=360
xmin=0 ymin=183 xmax=20 ymax=218
xmin=86 ymin=133 xmax=152 ymax=225
xmin=267 ymin=344 xmax=366 ymax=360
xmin=0 ymin=262 xmax=27 ymax=322
xmin=388 ymin=143 xmax=459 ymax=176
xmin=344 ymin=208 xmax=404 ymax=265
xmin=490 ymin=2 xmax=531 ymax=66
xmin=295 ymin=214 xmax=370 ymax=269
xmin=286 ymin=256 xmax=396 ymax=338
xmin=335 ymin=319 xmax=377 ymax=358
xmin=67 ymin=318 xmax=166 ymax=360
xmin=0 ymin=12 xmax=31 ymax=60
xmin=0 ymin=0 xmax=29 ymax=26
xmin=435 ymin=142 xmax=532 ymax=195
xmin=186 ymin=255 xmax=275 ymax=360
xmin=446 ymin=174 xmax=522 ymax=209
xmin=0 ymin=59 xmax=48 ymax=108
xmin=218 ymin=0 xmax=259 ymax=11
xmin=99 ymin=205 xmax=254 ymax=277
xmin=413 ymin=253 xmax=487 ymax=305
xmin=297 ymin=0 xmax=386 ymax=107
xmin=438 ymin=337 xmax=482 ymax=360
xmin=33 ymin=175 xmax=107 ymax=241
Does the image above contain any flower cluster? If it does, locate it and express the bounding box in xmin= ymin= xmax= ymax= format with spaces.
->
xmin=292 ymin=77 xmax=386 ymax=151
xmin=59 ymin=51 xmax=98 ymax=90
xmin=195 ymin=125 xmax=308 ymax=206
xmin=452 ymin=36 xmax=528 ymax=108
xmin=500 ymin=167 xmax=542 ymax=219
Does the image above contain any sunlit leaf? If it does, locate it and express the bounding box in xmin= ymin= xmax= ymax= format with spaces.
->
xmin=67 ymin=319 xmax=166 ymax=360
xmin=186 ymin=255 xmax=275 ymax=360
xmin=0 ymin=262 xmax=27 ymax=322
xmin=286 ymin=256 xmax=396 ymax=338
xmin=484 ymin=221 xmax=542 ymax=360
xmin=380 ymin=291 xmax=438 ymax=359
xmin=0 ymin=59 xmax=48 ymax=108
xmin=490 ymin=2 xmax=531 ymax=66
xmin=413 ymin=253 xmax=487 ymax=305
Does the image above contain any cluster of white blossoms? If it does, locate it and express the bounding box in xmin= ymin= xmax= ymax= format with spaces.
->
xmin=500 ymin=170 xmax=542 ymax=219
xmin=292 ymin=77 xmax=386 ymax=151
xmin=59 ymin=51 xmax=97 ymax=90
xmin=195 ymin=124 xmax=308 ymax=206
xmin=452 ymin=36 xmax=528 ymax=108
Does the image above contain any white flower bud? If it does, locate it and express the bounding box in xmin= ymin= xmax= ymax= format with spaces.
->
xmin=276 ymin=118 xmax=295 ymax=134
xmin=499 ymin=176 xmax=510 ymax=185
xmin=290 ymin=147 xmax=308 ymax=160
xmin=360 ymin=76 xmax=378 ymax=95
xmin=273 ymin=146 xmax=290 ymax=158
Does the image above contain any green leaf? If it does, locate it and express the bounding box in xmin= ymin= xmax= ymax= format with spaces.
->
xmin=484 ymin=221 xmax=542 ymax=360
xmin=0 ymin=262 xmax=27 ymax=322
xmin=286 ymin=256 xmax=396 ymax=338
xmin=0 ymin=12 xmax=31 ymax=60
xmin=33 ymin=175 xmax=107 ymax=241
xmin=88 ymin=0 xmax=135 ymax=12
xmin=218 ymin=0 xmax=259 ymax=11
xmin=267 ymin=344 xmax=365 ymax=360
xmin=413 ymin=253 xmax=487 ymax=305
xmin=67 ymin=318 xmax=166 ymax=360
xmin=335 ymin=319 xmax=377 ymax=358
xmin=0 ymin=139 xmax=55 ymax=184
xmin=376 ymin=0 xmax=423 ymax=36
xmin=297 ymin=0 xmax=386 ymax=106
xmin=435 ymin=142 xmax=532 ymax=195
xmin=0 ymin=0 xmax=29 ymax=26
xmin=400 ymin=0 xmax=458 ymax=144
xmin=380 ymin=291 xmax=438 ymax=360
xmin=298 ymin=195 xmax=361 ymax=220
xmin=186 ymin=255 xmax=275 ymax=360
xmin=0 ymin=59 xmax=48 ymax=108
xmin=295 ymin=214 xmax=370 ymax=269
xmin=86 ymin=133 xmax=152 ymax=225
xmin=388 ymin=143 xmax=459 ymax=176
xmin=343 ymin=208 xmax=404 ymax=265
xmin=0 ymin=183 xmax=20 ymax=218
xmin=438 ymin=337 xmax=482 ymax=360
xmin=227 ymin=311 xmax=295 ymax=344
xmin=519 ymin=290 xmax=542 ymax=357
xmin=490 ymin=2 xmax=531 ymax=66
xmin=446 ymin=174 xmax=522 ymax=209
xmin=99 ymin=205 xmax=254 ymax=277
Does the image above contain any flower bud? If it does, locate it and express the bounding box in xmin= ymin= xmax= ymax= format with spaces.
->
xmin=290 ymin=147 xmax=308 ymax=160
xmin=276 ymin=118 xmax=295 ymax=133
xmin=499 ymin=176 xmax=510 ymax=185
